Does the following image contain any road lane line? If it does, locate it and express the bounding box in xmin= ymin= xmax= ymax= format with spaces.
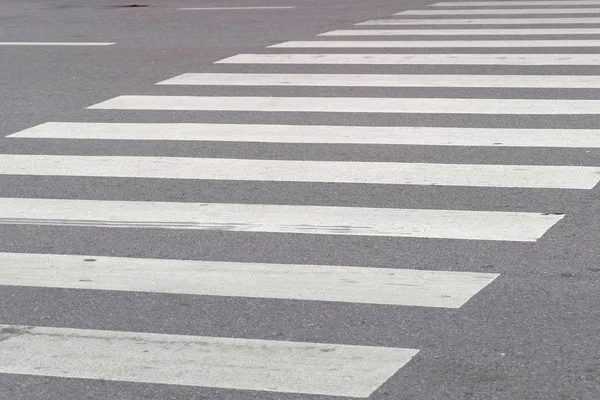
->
xmin=1 ymin=155 xmax=598 ymax=189
xmin=216 ymin=53 xmax=600 ymax=65
xmin=177 ymin=6 xmax=295 ymax=10
xmin=320 ymin=28 xmax=600 ymax=35
xmin=0 ymin=252 xmax=499 ymax=308
xmin=88 ymin=95 xmax=600 ymax=115
xmin=270 ymin=40 xmax=600 ymax=48
xmin=10 ymin=122 xmax=600 ymax=148
xmin=432 ymin=1 xmax=600 ymax=6
xmin=0 ymin=197 xmax=563 ymax=241
xmin=396 ymin=8 xmax=600 ymax=15
xmin=157 ymin=73 xmax=600 ymax=88
xmin=357 ymin=17 xmax=600 ymax=24
xmin=0 ymin=42 xmax=114 ymax=46
xmin=0 ymin=324 xmax=418 ymax=397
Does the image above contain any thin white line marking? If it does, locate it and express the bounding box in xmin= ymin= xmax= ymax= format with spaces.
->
xmin=320 ymin=28 xmax=600 ymax=35
xmin=0 ymin=324 xmax=418 ymax=397
xmin=88 ymin=95 xmax=600 ymax=115
xmin=0 ymin=252 xmax=499 ymax=308
xmin=396 ymin=8 xmax=600 ymax=15
xmin=1 ymin=155 xmax=597 ymax=189
xmin=157 ymin=73 xmax=600 ymax=88
xmin=270 ymin=40 xmax=600 ymax=48
xmin=0 ymin=197 xmax=563 ymax=241
xmin=0 ymin=42 xmax=114 ymax=46
xmin=10 ymin=122 xmax=600 ymax=148
xmin=177 ymin=6 xmax=296 ymax=10
xmin=216 ymin=53 xmax=600 ymax=65
xmin=432 ymin=1 xmax=600 ymax=6
xmin=357 ymin=17 xmax=600 ymax=25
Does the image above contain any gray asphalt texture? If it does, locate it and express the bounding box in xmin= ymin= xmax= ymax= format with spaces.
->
xmin=1 ymin=0 xmax=600 ymax=399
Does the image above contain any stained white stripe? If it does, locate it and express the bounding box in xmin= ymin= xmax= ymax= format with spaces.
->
xmin=0 ymin=325 xmax=418 ymax=397
xmin=10 ymin=122 xmax=600 ymax=148
xmin=216 ymin=53 xmax=600 ymax=65
xmin=0 ymin=197 xmax=563 ymax=241
xmin=2 ymin=155 xmax=597 ymax=189
xmin=177 ymin=6 xmax=295 ymax=10
xmin=396 ymin=8 xmax=600 ymax=15
xmin=433 ymin=1 xmax=600 ymax=6
xmin=157 ymin=73 xmax=600 ymax=88
xmin=357 ymin=17 xmax=600 ymax=24
xmin=89 ymin=95 xmax=600 ymax=115
xmin=0 ymin=42 xmax=114 ymax=46
xmin=271 ymin=40 xmax=600 ymax=48
xmin=320 ymin=28 xmax=600 ymax=35
xmin=0 ymin=253 xmax=499 ymax=308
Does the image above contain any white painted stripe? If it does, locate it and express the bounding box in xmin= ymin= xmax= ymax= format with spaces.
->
xmin=271 ymin=40 xmax=600 ymax=48
xmin=88 ymin=95 xmax=600 ymax=115
xmin=396 ymin=8 xmax=600 ymax=15
xmin=433 ymin=1 xmax=600 ymax=6
xmin=0 ymin=42 xmax=114 ymax=46
xmin=357 ymin=17 xmax=600 ymax=24
xmin=0 ymin=197 xmax=563 ymax=241
xmin=10 ymin=122 xmax=600 ymax=148
xmin=216 ymin=53 xmax=600 ymax=65
xmin=320 ymin=28 xmax=600 ymax=35
xmin=0 ymin=325 xmax=418 ymax=397
xmin=157 ymin=73 xmax=600 ymax=88
xmin=2 ymin=155 xmax=597 ymax=189
xmin=177 ymin=6 xmax=295 ymax=10
xmin=0 ymin=252 xmax=499 ymax=308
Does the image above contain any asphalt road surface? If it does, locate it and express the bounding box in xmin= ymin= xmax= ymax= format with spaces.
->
xmin=1 ymin=0 xmax=600 ymax=399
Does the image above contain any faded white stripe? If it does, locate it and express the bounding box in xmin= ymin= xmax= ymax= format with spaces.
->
xmin=88 ymin=95 xmax=600 ymax=115
xmin=432 ymin=1 xmax=600 ymax=6
xmin=0 ymin=197 xmax=563 ymax=241
xmin=0 ymin=252 xmax=498 ymax=308
xmin=0 ymin=324 xmax=418 ymax=397
xmin=1 ymin=154 xmax=598 ymax=189
xmin=10 ymin=122 xmax=600 ymax=148
xmin=358 ymin=17 xmax=600 ymax=25
xmin=0 ymin=42 xmax=114 ymax=46
xmin=271 ymin=40 xmax=600 ymax=48
xmin=1 ymin=155 xmax=598 ymax=189
xmin=157 ymin=73 xmax=600 ymax=88
xmin=397 ymin=8 xmax=600 ymax=15
xmin=177 ymin=6 xmax=295 ymax=10
xmin=320 ymin=28 xmax=600 ymax=35
xmin=216 ymin=53 xmax=600 ymax=65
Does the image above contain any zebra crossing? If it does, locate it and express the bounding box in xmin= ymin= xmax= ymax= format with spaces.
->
xmin=87 ymin=95 xmax=600 ymax=114
xmin=358 ymin=17 xmax=600 ymax=24
xmin=2 ymin=0 xmax=599 ymax=398
xmin=11 ymin=122 xmax=600 ymax=147
xmin=216 ymin=52 xmax=600 ymax=65
xmin=156 ymin=72 xmax=600 ymax=88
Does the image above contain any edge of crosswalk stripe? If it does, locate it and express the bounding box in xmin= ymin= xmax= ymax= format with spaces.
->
xmin=0 ymin=324 xmax=419 ymax=397
xmin=9 ymin=122 xmax=600 ymax=148
xmin=431 ymin=1 xmax=600 ymax=6
xmin=0 ymin=155 xmax=598 ymax=189
xmin=156 ymin=73 xmax=600 ymax=88
xmin=395 ymin=8 xmax=600 ymax=15
xmin=0 ymin=42 xmax=115 ymax=46
xmin=215 ymin=53 xmax=600 ymax=65
xmin=88 ymin=95 xmax=600 ymax=114
xmin=269 ymin=40 xmax=600 ymax=48
xmin=356 ymin=17 xmax=600 ymax=25
xmin=0 ymin=198 xmax=564 ymax=241
xmin=0 ymin=252 xmax=500 ymax=308
xmin=319 ymin=28 xmax=600 ymax=35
